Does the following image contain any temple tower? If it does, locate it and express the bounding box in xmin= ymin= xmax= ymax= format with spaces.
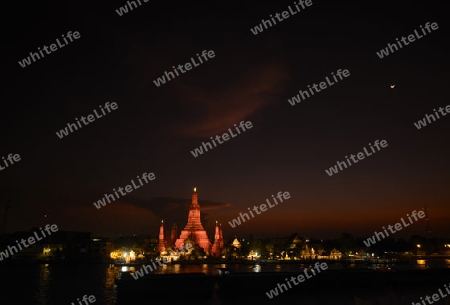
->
xmin=157 ymin=220 xmax=166 ymax=252
xmin=175 ymin=188 xmax=212 ymax=254
xmin=214 ymin=221 xmax=220 ymax=240
xmin=211 ymin=221 xmax=222 ymax=257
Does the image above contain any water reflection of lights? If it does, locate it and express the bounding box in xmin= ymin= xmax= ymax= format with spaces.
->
xmin=173 ymin=264 xmax=180 ymax=273
xmin=252 ymin=264 xmax=261 ymax=272
xmin=416 ymin=259 xmax=428 ymax=269
xmin=105 ymin=266 xmax=117 ymax=290
xmin=202 ymin=264 xmax=209 ymax=273
xmin=37 ymin=263 xmax=51 ymax=301
xmin=417 ymin=260 xmax=426 ymax=265
xmin=120 ymin=266 xmax=136 ymax=273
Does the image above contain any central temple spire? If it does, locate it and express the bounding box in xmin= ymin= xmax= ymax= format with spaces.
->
xmin=175 ymin=188 xmax=212 ymax=254
xmin=191 ymin=187 xmax=199 ymax=209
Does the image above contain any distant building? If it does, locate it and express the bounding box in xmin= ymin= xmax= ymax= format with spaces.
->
xmin=0 ymin=229 xmax=113 ymax=262
xmin=329 ymin=249 xmax=343 ymax=260
xmin=231 ymin=237 xmax=242 ymax=249
xmin=0 ymin=231 xmax=41 ymax=261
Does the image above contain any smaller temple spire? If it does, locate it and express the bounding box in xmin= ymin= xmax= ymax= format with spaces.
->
xmin=211 ymin=220 xmax=224 ymax=258
xmin=214 ymin=221 xmax=220 ymax=239
xmin=158 ymin=220 xmax=166 ymax=252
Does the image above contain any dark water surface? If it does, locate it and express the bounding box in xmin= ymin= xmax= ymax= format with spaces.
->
xmin=1 ymin=259 xmax=449 ymax=304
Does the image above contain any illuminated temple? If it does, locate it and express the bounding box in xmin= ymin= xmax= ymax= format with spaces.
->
xmin=157 ymin=188 xmax=224 ymax=256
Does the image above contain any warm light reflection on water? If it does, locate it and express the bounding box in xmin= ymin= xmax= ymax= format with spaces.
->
xmin=35 ymin=263 xmax=51 ymax=301
xmin=116 ymin=259 xmax=450 ymax=276
xmin=202 ymin=264 xmax=208 ymax=273
xmin=105 ymin=267 xmax=116 ymax=289
xmin=173 ymin=264 xmax=180 ymax=273
xmin=120 ymin=265 xmax=135 ymax=272
xmin=417 ymin=260 xmax=426 ymax=264
xmin=253 ymin=264 xmax=262 ymax=272
xmin=2 ymin=259 xmax=450 ymax=304
xmin=105 ymin=266 xmax=118 ymax=303
xmin=416 ymin=259 xmax=429 ymax=269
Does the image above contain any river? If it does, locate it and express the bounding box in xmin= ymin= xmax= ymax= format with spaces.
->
xmin=1 ymin=258 xmax=449 ymax=304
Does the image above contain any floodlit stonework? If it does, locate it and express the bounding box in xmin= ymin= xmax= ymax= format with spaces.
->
xmin=211 ymin=221 xmax=224 ymax=257
xmin=175 ymin=188 xmax=212 ymax=254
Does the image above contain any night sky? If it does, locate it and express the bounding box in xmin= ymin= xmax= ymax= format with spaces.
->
xmin=2 ymin=0 xmax=449 ymax=239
